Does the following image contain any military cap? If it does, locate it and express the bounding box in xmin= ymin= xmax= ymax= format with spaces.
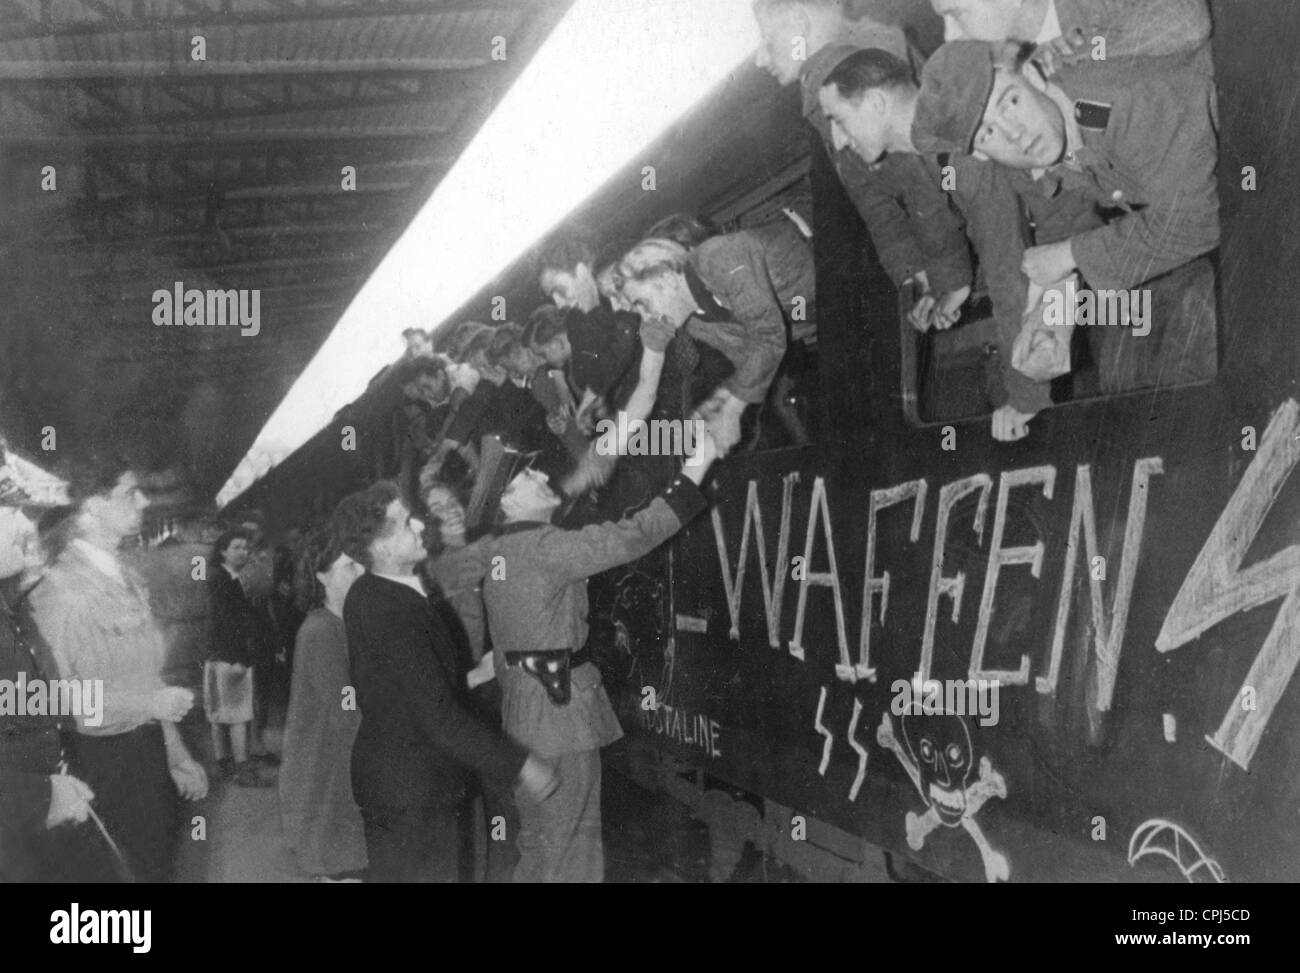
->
xmin=912 ymin=40 xmax=999 ymax=156
xmin=800 ymin=43 xmax=864 ymax=119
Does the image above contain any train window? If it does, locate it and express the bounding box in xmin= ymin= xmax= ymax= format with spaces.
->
xmin=740 ymin=336 xmax=821 ymax=452
xmin=903 ymin=256 xmax=1220 ymax=427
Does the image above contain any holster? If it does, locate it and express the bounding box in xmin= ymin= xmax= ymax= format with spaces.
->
xmin=505 ymin=649 xmax=574 ymax=706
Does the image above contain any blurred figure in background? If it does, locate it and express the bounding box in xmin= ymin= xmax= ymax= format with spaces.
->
xmin=235 ymin=510 xmax=280 ymax=763
xmin=207 ymin=528 xmax=273 ymax=788
xmin=131 ymin=510 xmax=222 ymax=695
xmin=279 ymin=525 xmax=368 ymax=882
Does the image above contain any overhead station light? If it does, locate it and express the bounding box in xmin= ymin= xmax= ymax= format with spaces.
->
xmin=216 ymin=0 xmax=761 ymax=508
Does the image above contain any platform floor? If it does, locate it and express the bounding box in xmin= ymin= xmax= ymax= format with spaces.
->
xmin=169 ymin=744 xmax=895 ymax=881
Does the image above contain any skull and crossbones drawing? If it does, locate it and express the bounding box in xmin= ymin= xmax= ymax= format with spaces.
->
xmin=877 ymin=710 xmax=1010 ymax=882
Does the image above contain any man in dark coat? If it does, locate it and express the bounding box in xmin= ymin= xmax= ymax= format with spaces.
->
xmin=336 ymin=480 xmax=556 ymax=882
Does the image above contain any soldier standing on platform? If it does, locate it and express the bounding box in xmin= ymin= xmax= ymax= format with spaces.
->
xmin=480 ymin=429 xmax=719 ymax=881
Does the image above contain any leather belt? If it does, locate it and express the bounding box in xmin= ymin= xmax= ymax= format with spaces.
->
xmin=504 ymin=647 xmax=589 ymax=705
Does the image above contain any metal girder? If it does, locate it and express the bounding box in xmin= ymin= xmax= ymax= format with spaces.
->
xmin=142 ymin=74 xmax=480 ymax=126
xmin=87 ymin=178 xmax=413 ymax=207
xmin=0 ymin=1 xmax=532 ymax=40
xmin=7 ymin=138 xmax=452 ymax=170
xmin=43 ymin=221 xmax=393 ymax=250
xmin=87 ymin=275 xmax=362 ymax=303
xmin=68 ymin=248 xmax=383 ymax=280
xmin=0 ymin=55 xmax=491 ymax=79
xmin=4 ymin=127 xmax=451 ymax=146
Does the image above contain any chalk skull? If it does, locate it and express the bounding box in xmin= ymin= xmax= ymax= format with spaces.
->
xmin=903 ymin=712 xmax=972 ymax=826
xmin=877 ymin=710 xmax=1011 ymax=882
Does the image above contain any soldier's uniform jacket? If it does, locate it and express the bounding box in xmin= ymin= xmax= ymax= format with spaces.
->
xmin=800 ymin=41 xmax=972 ymax=297
xmin=750 ymin=218 xmax=818 ymax=345
xmin=0 ymin=576 xmax=63 ymax=880
xmin=480 ymin=475 xmax=707 ymax=758
xmin=948 ymin=153 xmax=1103 ymax=414
xmin=1047 ymin=0 xmax=1211 ymax=62
xmin=427 ymin=541 xmax=489 ymax=663
xmin=946 ymin=46 xmax=1218 ymax=414
xmin=683 ymin=231 xmax=790 ymax=405
xmin=1009 ymin=49 xmax=1220 ymax=293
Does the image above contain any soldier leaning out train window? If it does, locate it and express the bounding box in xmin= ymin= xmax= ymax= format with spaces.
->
xmin=615 ymin=231 xmax=797 ymax=460
xmin=641 ymin=211 xmax=820 ymax=451
xmin=818 ymin=37 xmax=1220 ymax=440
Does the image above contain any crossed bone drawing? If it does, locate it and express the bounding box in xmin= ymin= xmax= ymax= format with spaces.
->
xmin=877 ymin=711 xmax=1010 ymax=883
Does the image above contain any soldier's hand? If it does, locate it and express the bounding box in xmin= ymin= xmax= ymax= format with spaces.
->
xmin=907 ymin=291 xmax=937 ymax=332
xmin=638 ymin=316 xmax=677 ymax=354
xmin=991 ymin=404 xmax=1035 ymax=443
xmin=516 ymin=755 xmax=559 ymax=803
xmin=683 ymin=425 xmax=718 ymax=481
xmin=561 ymin=447 xmax=617 ymax=497
xmin=929 ymin=286 xmax=971 ymax=331
xmin=696 ymin=394 xmax=744 ymax=458
xmin=45 ymin=773 xmax=94 ymax=829
xmin=151 ymin=686 xmax=195 ymax=723
xmin=1022 ymin=241 xmax=1076 ymax=287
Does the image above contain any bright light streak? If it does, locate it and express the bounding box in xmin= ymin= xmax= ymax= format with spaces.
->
xmin=217 ymin=0 xmax=760 ymax=507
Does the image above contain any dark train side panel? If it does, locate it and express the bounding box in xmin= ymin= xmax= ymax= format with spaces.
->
xmin=613 ymin=1 xmax=1300 ymax=882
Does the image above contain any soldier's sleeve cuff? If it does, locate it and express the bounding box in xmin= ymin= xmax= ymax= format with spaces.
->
xmin=661 ymin=472 xmax=707 ymax=523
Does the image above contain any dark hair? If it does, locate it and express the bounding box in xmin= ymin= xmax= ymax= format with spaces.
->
xmin=486 ymin=324 xmax=524 ymax=367
xmin=294 ymin=524 xmax=346 ymax=612
xmin=449 ymin=321 xmax=492 ymax=362
xmin=536 ymin=227 xmax=600 ymax=278
xmin=393 ymin=356 xmax=448 ymax=386
xmin=462 ymin=327 xmax=495 ymax=363
xmin=332 ymin=480 xmax=401 ymax=570
xmin=644 ymin=213 xmax=718 ymax=250
xmin=212 ymin=527 xmax=252 ymax=568
xmin=823 ymin=47 xmax=913 ymax=104
xmin=518 ymin=310 xmax=541 ymax=350
xmin=64 ymin=449 xmax=134 ymax=507
xmin=527 ymin=304 xmax=568 ymax=347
